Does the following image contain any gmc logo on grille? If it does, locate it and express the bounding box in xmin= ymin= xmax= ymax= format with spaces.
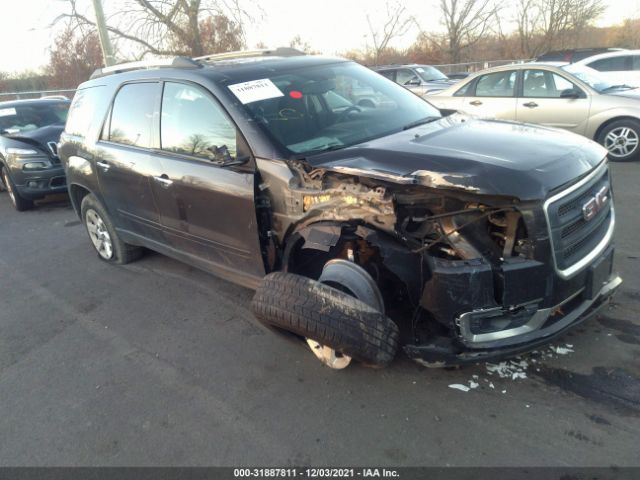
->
xmin=582 ymin=185 xmax=609 ymax=221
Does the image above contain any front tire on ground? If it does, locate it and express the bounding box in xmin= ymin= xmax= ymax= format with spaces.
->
xmin=252 ymin=272 xmax=399 ymax=368
xmin=80 ymin=194 xmax=143 ymax=264
xmin=1 ymin=166 xmax=34 ymax=211
xmin=597 ymin=119 xmax=640 ymax=162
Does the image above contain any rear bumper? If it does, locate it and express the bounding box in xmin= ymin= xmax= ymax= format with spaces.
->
xmin=405 ymin=248 xmax=621 ymax=367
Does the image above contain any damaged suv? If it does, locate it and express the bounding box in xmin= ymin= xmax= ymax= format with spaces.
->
xmin=59 ymin=49 xmax=621 ymax=369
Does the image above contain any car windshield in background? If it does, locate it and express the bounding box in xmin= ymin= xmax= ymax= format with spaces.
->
xmin=233 ymin=62 xmax=441 ymax=156
xmin=561 ymin=64 xmax=628 ymax=93
xmin=415 ymin=66 xmax=449 ymax=82
xmin=0 ymin=102 xmax=69 ymax=135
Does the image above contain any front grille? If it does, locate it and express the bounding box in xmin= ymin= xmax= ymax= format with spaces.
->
xmin=545 ymin=163 xmax=613 ymax=276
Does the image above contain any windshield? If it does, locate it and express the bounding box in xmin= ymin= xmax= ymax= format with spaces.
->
xmin=0 ymin=102 xmax=69 ymax=134
xmin=561 ymin=64 xmax=616 ymax=92
xmin=230 ymin=62 xmax=441 ymax=156
xmin=415 ymin=66 xmax=449 ymax=82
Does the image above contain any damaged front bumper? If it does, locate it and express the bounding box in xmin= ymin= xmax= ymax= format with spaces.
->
xmin=405 ymin=250 xmax=622 ymax=367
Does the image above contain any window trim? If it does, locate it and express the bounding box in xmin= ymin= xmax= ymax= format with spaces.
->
xmin=157 ymin=79 xmax=255 ymax=169
xmin=97 ymin=80 xmax=162 ymax=151
xmin=473 ymin=69 xmax=518 ymax=98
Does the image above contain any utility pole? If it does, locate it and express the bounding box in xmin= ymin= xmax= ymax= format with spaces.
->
xmin=92 ymin=0 xmax=116 ymax=66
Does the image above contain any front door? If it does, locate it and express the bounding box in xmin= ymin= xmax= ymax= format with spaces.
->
xmin=150 ymin=81 xmax=265 ymax=280
xmin=516 ymin=69 xmax=591 ymax=135
xmin=460 ymin=70 xmax=518 ymax=120
xmin=96 ymin=81 xmax=165 ymax=242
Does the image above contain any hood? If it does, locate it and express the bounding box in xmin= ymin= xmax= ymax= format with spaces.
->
xmin=607 ymin=88 xmax=640 ymax=101
xmin=306 ymin=115 xmax=607 ymax=201
xmin=3 ymin=124 xmax=64 ymax=156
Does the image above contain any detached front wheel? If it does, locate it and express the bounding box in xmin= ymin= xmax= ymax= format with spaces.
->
xmin=252 ymin=268 xmax=399 ymax=369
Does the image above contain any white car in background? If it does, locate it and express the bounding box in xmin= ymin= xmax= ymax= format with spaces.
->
xmin=572 ymin=49 xmax=640 ymax=87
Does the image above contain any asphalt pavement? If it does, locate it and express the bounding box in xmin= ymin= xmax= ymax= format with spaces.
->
xmin=0 ymin=163 xmax=639 ymax=466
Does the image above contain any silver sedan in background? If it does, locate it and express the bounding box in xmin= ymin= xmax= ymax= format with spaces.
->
xmin=428 ymin=63 xmax=640 ymax=162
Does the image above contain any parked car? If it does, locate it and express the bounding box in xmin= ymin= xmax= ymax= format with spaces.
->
xmin=429 ymin=63 xmax=640 ymax=162
xmin=536 ymin=48 xmax=627 ymax=63
xmin=446 ymin=72 xmax=471 ymax=81
xmin=60 ymin=50 xmax=620 ymax=369
xmin=571 ymin=49 xmax=640 ymax=86
xmin=0 ymin=98 xmax=70 ymax=210
xmin=372 ymin=64 xmax=456 ymax=95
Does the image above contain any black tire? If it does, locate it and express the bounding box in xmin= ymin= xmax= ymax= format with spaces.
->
xmin=1 ymin=166 xmax=34 ymax=211
xmin=252 ymin=272 xmax=399 ymax=367
xmin=597 ymin=119 xmax=640 ymax=162
xmin=80 ymin=194 xmax=143 ymax=264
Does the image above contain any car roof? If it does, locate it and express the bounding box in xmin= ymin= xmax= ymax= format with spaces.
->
xmin=575 ymin=49 xmax=640 ymax=64
xmin=88 ymin=50 xmax=349 ymax=84
xmin=372 ymin=64 xmax=436 ymax=70
xmin=0 ymin=98 xmax=70 ymax=109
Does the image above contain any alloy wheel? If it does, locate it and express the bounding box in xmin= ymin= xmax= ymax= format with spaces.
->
xmin=85 ymin=209 xmax=113 ymax=259
xmin=604 ymin=126 xmax=639 ymax=159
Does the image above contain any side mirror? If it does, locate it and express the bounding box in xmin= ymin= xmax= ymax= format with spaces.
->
xmin=560 ymin=88 xmax=582 ymax=99
xmin=405 ymin=78 xmax=422 ymax=86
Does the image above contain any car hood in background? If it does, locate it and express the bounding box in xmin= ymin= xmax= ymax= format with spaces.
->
xmin=606 ymin=88 xmax=640 ymax=100
xmin=3 ymin=125 xmax=64 ymax=156
xmin=306 ymin=115 xmax=607 ymax=201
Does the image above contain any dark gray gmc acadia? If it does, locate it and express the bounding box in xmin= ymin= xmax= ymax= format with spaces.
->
xmin=59 ymin=49 xmax=621 ymax=370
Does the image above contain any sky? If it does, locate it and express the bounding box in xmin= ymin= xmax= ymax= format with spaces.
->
xmin=0 ymin=0 xmax=637 ymax=74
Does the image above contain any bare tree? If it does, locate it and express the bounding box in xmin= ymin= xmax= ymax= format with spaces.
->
xmin=366 ymin=1 xmax=413 ymax=65
xmin=437 ymin=0 xmax=501 ymax=64
xmin=56 ymin=0 xmax=255 ymax=59
xmin=515 ymin=0 xmax=606 ymax=57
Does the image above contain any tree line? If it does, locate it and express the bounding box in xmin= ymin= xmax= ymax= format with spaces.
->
xmin=1 ymin=0 xmax=638 ymax=94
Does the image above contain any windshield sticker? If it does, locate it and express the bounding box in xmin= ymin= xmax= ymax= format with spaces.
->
xmin=0 ymin=107 xmax=17 ymax=117
xmin=228 ymin=79 xmax=284 ymax=104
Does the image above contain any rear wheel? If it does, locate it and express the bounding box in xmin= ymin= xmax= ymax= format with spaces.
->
xmin=598 ymin=119 xmax=640 ymax=162
xmin=1 ymin=166 xmax=34 ymax=211
xmin=80 ymin=194 xmax=143 ymax=264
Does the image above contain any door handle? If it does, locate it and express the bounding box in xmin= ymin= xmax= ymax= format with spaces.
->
xmin=153 ymin=174 xmax=173 ymax=188
xmin=523 ymin=102 xmax=539 ymax=108
xmin=96 ymin=160 xmax=110 ymax=172
xmin=469 ymin=100 xmax=483 ymax=106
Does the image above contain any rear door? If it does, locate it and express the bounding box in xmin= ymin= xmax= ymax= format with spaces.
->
xmin=516 ymin=69 xmax=591 ymax=135
xmin=150 ymin=80 xmax=265 ymax=279
xmin=457 ymin=70 xmax=518 ymax=120
xmin=95 ymin=82 xmax=165 ymax=242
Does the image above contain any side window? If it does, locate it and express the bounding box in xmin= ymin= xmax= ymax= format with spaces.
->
xmin=396 ymin=69 xmax=420 ymax=86
xmin=379 ymin=70 xmax=396 ymax=81
xmin=160 ymin=82 xmax=237 ymax=161
xmin=454 ymin=80 xmax=474 ymax=97
xmin=475 ymin=71 xmax=517 ymax=97
xmin=108 ymin=83 xmax=156 ymax=148
xmin=65 ymin=86 xmax=105 ymax=137
xmin=523 ymin=70 xmax=580 ymax=98
xmin=632 ymin=56 xmax=640 ymax=70
xmin=589 ymin=56 xmax=627 ymax=72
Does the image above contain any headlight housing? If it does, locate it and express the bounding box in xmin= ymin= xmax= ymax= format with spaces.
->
xmin=6 ymin=147 xmax=39 ymax=156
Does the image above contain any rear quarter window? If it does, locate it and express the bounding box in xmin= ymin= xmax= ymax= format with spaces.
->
xmin=65 ymin=86 xmax=106 ymax=137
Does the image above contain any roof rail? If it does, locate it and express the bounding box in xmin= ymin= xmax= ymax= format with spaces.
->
xmin=194 ymin=47 xmax=305 ymax=62
xmin=90 ymin=56 xmax=201 ymax=79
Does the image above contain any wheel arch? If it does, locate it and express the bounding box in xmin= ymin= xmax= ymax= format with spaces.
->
xmin=68 ymin=183 xmax=93 ymax=218
xmin=593 ymin=115 xmax=640 ymax=142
